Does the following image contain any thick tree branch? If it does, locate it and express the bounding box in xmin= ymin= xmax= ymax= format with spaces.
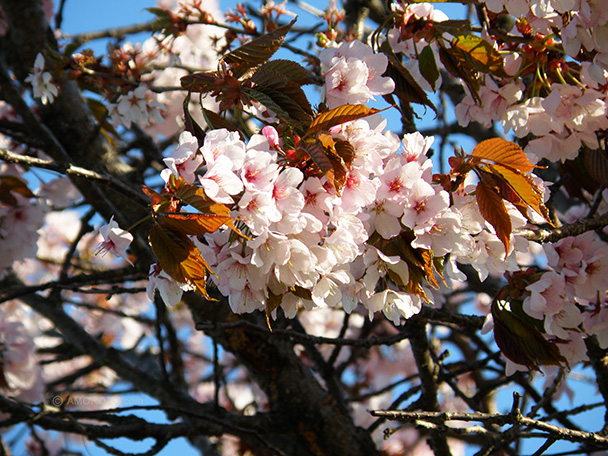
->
xmin=517 ymin=212 xmax=608 ymax=243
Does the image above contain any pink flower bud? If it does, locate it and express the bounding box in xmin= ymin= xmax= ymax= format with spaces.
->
xmin=261 ymin=125 xmax=280 ymax=149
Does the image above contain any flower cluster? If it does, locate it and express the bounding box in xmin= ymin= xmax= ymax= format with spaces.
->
xmin=387 ymin=1 xmax=608 ymax=163
xmin=150 ymin=115 xmax=535 ymax=328
xmin=319 ymin=40 xmax=395 ymax=108
xmin=108 ymin=85 xmax=165 ymax=129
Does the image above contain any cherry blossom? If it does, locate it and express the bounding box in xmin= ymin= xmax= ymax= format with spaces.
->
xmin=320 ymin=40 xmax=394 ymax=109
xmin=95 ymin=216 xmax=134 ymax=266
xmin=162 ymin=131 xmax=203 ymax=184
xmin=147 ymin=263 xmax=195 ymax=306
xmin=25 ymin=53 xmax=58 ymax=105
xmin=109 ymin=85 xmax=165 ymax=129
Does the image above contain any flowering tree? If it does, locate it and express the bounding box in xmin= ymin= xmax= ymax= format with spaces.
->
xmin=3 ymin=0 xmax=608 ymax=455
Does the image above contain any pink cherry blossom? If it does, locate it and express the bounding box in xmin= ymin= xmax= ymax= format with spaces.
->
xmin=146 ymin=263 xmax=195 ymax=306
xmin=241 ymin=150 xmax=279 ymax=193
xmin=320 ymin=40 xmax=394 ymax=109
xmin=162 ymin=131 xmax=203 ymax=184
xmin=25 ymin=53 xmax=58 ymax=105
xmin=200 ymin=128 xmax=246 ymax=171
xmin=199 ymin=155 xmax=244 ymax=204
xmin=364 ymin=289 xmax=422 ymax=325
xmin=95 ymin=216 xmax=134 ymax=266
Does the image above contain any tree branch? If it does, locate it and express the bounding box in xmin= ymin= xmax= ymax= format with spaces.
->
xmin=516 ymin=212 xmax=608 ymax=243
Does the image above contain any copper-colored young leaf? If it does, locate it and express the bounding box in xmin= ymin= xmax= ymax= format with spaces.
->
xmin=149 ymin=224 xmax=212 ymax=298
xmin=489 ymin=164 xmax=550 ymax=222
xmin=439 ymin=46 xmax=480 ymax=103
xmin=472 ymin=138 xmax=535 ymax=173
xmin=326 ymin=153 xmax=348 ymax=195
xmin=249 ymin=70 xmax=313 ymax=122
xmin=558 ymin=159 xmax=599 ymax=204
xmin=334 ymin=140 xmax=356 ymax=167
xmin=223 ymin=18 xmax=296 ymax=75
xmin=156 ymin=212 xmax=233 ymax=236
xmin=584 ymin=148 xmax=608 ymax=186
xmin=316 ymin=132 xmax=336 ymax=151
xmin=142 ymin=184 xmax=165 ymax=212
xmin=451 ymin=34 xmax=507 ymax=77
xmin=379 ymin=40 xmax=437 ymax=115
xmin=170 ymin=179 xmax=215 ymax=213
xmin=265 ymin=291 xmax=283 ymax=330
xmin=492 ymin=297 xmax=567 ymax=372
xmin=243 ymin=87 xmax=292 ymax=123
xmin=250 ymin=68 xmax=312 ymax=110
xmin=415 ymin=248 xmax=439 ymax=289
xmin=0 ymin=362 xmax=9 ymax=390
xmin=87 ymin=97 xmax=120 ymax=138
xmin=307 ymin=104 xmax=382 ymax=136
xmin=384 ymin=231 xmax=440 ymax=299
xmin=405 ymin=265 xmax=430 ymax=301
xmin=0 ymin=175 xmax=36 ymax=200
xmin=312 ymin=133 xmax=350 ymax=194
xmin=201 ymin=108 xmax=243 ymax=139
xmin=300 ymin=141 xmax=333 ymax=177
xmin=180 ymin=71 xmax=218 ymax=93
xmin=485 ymin=170 xmax=531 ymax=220
xmin=257 ymin=59 xmax=319 ymax=85
xmin=183 ymin=94 xmax=206 ymax=146
xmin=476 ymin=178 xmax=511 ymax=255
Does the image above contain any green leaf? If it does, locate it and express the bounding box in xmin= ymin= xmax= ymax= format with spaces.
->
xmin=223 ymin=18 xmax=296 ymax=77
xmin=418 ymin=45 xmax=440 ymax=90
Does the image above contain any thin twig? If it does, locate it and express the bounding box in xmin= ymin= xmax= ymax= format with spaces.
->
xmin=0 ymin=148 xmax=150 ymax=208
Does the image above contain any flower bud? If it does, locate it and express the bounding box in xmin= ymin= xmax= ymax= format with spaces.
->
xmin=262 ymin=125 xmax=280 ymax=149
